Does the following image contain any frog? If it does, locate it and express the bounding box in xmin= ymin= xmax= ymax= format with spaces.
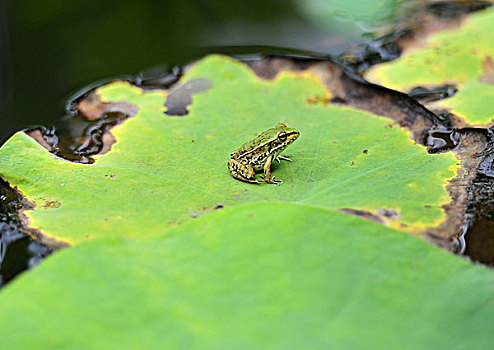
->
xmin=228 ymin=123 xmax=300 ymax=185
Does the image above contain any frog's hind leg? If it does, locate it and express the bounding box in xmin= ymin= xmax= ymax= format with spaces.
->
xmin=228 ymin=159 xmax=260 ymax=184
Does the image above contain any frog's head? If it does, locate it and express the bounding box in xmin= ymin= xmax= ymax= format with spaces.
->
xmin=274 ymin=123 xmax=299 ymax=143
xmin=270 ymin=123 xmax=300 ymax=153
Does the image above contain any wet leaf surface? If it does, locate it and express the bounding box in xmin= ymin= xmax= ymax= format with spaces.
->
xmin=361 ymin=5 xmax=494 ymax=262
xmin=432 ymin=82 xmax=494 ymax=125
xmin=366 ymin=7 xmax=494 ymax=126
xmin=1 ymin=203 xmax=494 ymax=349
xmin=0 ymin=55 xmax=459 ymax=246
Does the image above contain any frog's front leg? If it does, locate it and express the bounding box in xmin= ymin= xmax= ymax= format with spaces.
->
xmin=262 ymin=154 xmax=283 ymax=185
xmin=276 ymin=155 xmax=292 ymax=163
xmin=228 ymin=159 xmax=260 ymax=183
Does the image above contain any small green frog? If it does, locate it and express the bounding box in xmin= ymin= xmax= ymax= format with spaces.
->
xmin=228 ymin=123 xmax=300 ymax=185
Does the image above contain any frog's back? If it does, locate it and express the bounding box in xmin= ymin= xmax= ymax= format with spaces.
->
xmin=237 ymin=128 xmax=278 ymax=153
xmin=231 ymin=123 xmax=299 ymax=160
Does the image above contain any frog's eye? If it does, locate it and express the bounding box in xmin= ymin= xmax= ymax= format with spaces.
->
xmin=277 ymin=132 xmax=287 ymax=142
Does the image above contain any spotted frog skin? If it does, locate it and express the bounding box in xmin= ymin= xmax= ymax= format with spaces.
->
xmin=228 ymin=123 xmax=300 ymax=185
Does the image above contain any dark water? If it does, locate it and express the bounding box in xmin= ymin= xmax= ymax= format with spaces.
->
xmin=0 ymin=179 xmax=52 ymax=288
xmin=1 ymin=0 xmax=390 ymax=142
xmin=0 ymin=0 xmax=493 ymax=286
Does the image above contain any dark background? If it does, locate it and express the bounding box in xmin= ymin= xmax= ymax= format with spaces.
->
xmin=0 ymin=0 xmax=395 ymax=143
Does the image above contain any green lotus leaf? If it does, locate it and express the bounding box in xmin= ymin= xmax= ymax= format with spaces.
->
xmin=365 ymin=7 xmax=494 ymax=126
xmin=0 ymin=55 xmax=457 ymax=245
xmin=0 ymin=203 xmax=493 ymax=349
xmin=431 ymin=81 xmax=494 ymax=125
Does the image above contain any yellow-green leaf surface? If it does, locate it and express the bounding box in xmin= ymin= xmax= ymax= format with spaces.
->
xmin=430 ymin=81 xmax=494 ymax=125
xmin=365 ymin=8 xmax=494 ymax=125
xmin=0 ymin=55 xmax=457 ymax=244
xmin=0 ymin=203 xmax=493 ymax=349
